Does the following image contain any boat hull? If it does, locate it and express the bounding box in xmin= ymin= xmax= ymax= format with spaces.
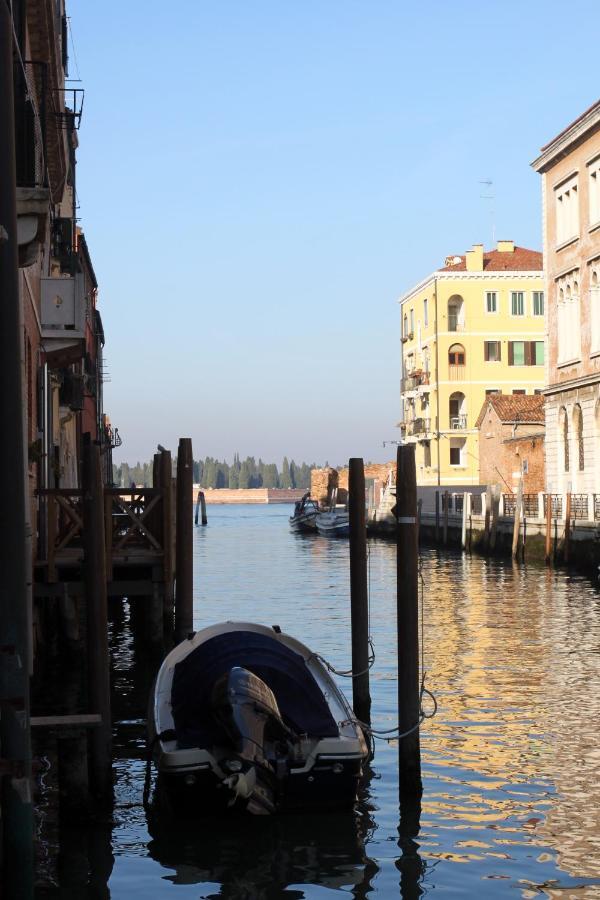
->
xmin=315 ymin=512 xmax=350 ymax=537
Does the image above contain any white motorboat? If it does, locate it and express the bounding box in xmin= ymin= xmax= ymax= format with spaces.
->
xmin=148 ymin=621 xmax=368 ymax=815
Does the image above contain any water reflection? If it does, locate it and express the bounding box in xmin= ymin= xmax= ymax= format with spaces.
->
xmin=146 ymin=805 xmax=377 ymax=898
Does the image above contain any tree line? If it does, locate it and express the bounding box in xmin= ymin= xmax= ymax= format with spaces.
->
xmin=112 ymin=454 xmax=317 ymax=490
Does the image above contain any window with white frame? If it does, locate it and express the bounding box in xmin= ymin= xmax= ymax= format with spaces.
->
xmin=409 ymin=308 xmax=414 ymax=336
xmin=556 ymin=273 xmax=581 ymax=363
xmin=590 ymin=266 xmax=600 ymax=354
xmin=533 ymin=291 xmax=544 ymax=316
xmin=555 ymin=175 xmax=579 ymax=245
xmin=588 ymin=157 xmax=600 ymax=227
xmin=423 ymin=298 xmax=428 ymax=327
xmin=485 ymin=291 xmax=497 ymax=313
xmin=449 ymin=437 xmax=466 ymax=467
xmin=511 ymin=291 xmax=525 ymax=315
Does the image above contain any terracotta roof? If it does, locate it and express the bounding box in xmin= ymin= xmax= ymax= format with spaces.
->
xmin=439 ymin=245 xmax=542 ymax=272
xmin=475 ymin=394 xmax=545 ymax=429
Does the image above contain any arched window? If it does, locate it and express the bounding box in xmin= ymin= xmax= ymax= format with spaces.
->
xmin=560 ymin=406 xmax=569 ymax=473
xmin=447 ymin=295 xmax=464 ymax=332
xmin=449 ymin=392 xmax=467 ymax=429
xmin=448 ymin=343 xmax=466 ymax=366
xmin=574 ymin=404 xmax=584 ymax=471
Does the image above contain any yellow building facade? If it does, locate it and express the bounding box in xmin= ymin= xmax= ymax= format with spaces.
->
xmin=398 ymin=241 xmax=545 ymax=485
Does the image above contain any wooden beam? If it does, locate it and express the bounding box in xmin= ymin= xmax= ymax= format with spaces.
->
xmin=30 ymin=714 xmax=101 ymax=728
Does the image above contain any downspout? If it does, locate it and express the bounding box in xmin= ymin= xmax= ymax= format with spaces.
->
xmin=434 ymin=279 xmax=441 ymax=486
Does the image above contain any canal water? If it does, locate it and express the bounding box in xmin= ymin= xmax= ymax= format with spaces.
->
xmin=40 ymin=504 xmax=600 ymax=897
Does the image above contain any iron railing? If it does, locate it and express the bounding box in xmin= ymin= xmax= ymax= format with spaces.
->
xmin=450 ymin=414 xmax=467 ymax=429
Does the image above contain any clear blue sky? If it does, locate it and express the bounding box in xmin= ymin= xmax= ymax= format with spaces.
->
xmin=71 ymin=0 xmax=599 ymax=467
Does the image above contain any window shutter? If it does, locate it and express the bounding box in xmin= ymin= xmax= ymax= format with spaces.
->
xmin=524 ymin=342 xmax=531 ymax=365
xmin=484 ymin=342 xmax=489 ymax=361
xmin=497 ymin=341 xmax=501 ymax=362
xmin=508 ymin=342 xmax=514 ymax=365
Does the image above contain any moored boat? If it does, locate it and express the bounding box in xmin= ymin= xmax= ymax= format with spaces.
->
xmin=289 ymin=491 xmax=319 ymax=532
xmin=148 ymin=621 xmax=368 ymax=816
xmin=315 ymin=509 xmax=350 ymax=537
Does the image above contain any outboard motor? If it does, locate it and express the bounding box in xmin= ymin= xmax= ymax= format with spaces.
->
xmin=211 ymin=667 xmax=291 ymax=814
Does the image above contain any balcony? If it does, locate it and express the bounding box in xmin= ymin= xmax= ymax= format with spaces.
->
xmin=449 ymin=364 xmax=466 ymax=381
xmin=406 ymin=417 xmax=431 ymax=436
xmin=448 ymin=314 xmax=464 ymax=332
xmin=41 ymin=274 xmax=86 ymax=366
xmin=401 ymin=370 xmax=430 ymax=393
xmin=450 ymin=414 xmax=467 ymax=430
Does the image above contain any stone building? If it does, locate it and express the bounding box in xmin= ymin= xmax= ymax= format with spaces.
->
xmin=532 ymin=100 xmax=600 ymax=494
xmin=476 ymin=394 xmax=545 ymax=493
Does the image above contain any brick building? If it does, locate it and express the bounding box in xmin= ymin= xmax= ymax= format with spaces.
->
xmin=532 ymin=99 xmax=600 ymax=494
xmin=476 ymin=394 xmax=545 ymax=492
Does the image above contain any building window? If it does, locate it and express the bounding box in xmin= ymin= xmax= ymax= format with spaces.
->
xmin=534 ymin=389 xmax=543 ymax=395
xmin=556 ymin=275 xmax=581 ymax=363
xmin=449 ymin=392 xmax=466 ymax=429
xmin=449 ymin=438 xmax=466 ymax=466
xmin=448 ymin=343 xmax=465 ymax=366
xmin=423 ymin=298 xmax=428 ymax=327
xmin=533 ymin=291 xmax=544 ymax=316
xmin=589 ymin=157 xmax=600 ymax=226
xmin=447 ymin=295 xmax=464 ymax=332
xmin=591 ymin=269 xmax=600 ymax=354
xmin=486 ymin=291 xmax=497 ymax=313
xmin=403 ymin=313 xmax=408 ymax=339
xmin=485 ymin=388 xmax=501 ymax=396
xmin=574 ymin=404 xmax=584 ymax=471
xmin=508 ymin=340 xmax=544 ymax=365
xmin=409 ymin=308 xmax=414 ymax=336
xmin=512 ymin=389 xmax=526 ymax=395
xmin=561 ymin=406 xmax=569 ymax=473
xmin=423 ymin=440 xmax=431 ymax=468
xmin=484 ymin=340 xmax=501 ymax=362
xmin=555 ymin=176 xmax=579 ymax=244
xmin=511 ymin=291 xmax=525 ymax=315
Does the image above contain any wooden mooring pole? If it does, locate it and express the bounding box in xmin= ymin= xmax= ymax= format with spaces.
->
xmin=195 ymin=490 xmax=208 ymax=526
xmin=512 ymin=479 xmax=523 ymax=561
xmin=160 ymin=451 xmax=174 ymax=629
xmin=395 ymin=446 xmax=422 ymax=799
xmin=82 ymin=437 xmax=112 ymax=805
xmin=545 ymin=494 xmax=552 ymax=565
xmin=175 ymin=438 xmax=194 ymax=642
xmin=564 ymin=492 xmax=572 ymax=564
xmin=434 ymin=491 xmax=440 ymax=543
xmin=348 ymin=458 xmax=371 ymax=725
xmin=443 ymin=491 xmax=449 ymax=546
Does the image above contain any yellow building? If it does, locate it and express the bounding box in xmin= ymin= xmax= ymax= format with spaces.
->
xmin=398 ymin=241 xmax=545 ymax=486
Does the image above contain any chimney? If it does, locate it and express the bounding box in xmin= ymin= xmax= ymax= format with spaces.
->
xmin=497 ymin=239 xmax=514 ymax=253
xmin=465 ymin=243 xmax=484 ymax=272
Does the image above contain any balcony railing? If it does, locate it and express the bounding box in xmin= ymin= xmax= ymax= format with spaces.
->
xmin=449 ymin=414 xmax=467 ymax=429
xmin=448 ymin=314 xmax=464 ymax=332
xmin=401 ymin=371 xmax=430 ymax=393
xmin=448 ymin=364 xmax=466 ymax=381
xmin=406 ymin=417 xmax=431 ymax=436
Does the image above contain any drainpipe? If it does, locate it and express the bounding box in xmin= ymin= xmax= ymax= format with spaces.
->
xmin=434 ymin=280 xmax=441 ymax=486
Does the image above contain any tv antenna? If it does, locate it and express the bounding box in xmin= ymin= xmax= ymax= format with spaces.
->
xmin=479 ymin=178 xmax=495 ymax=244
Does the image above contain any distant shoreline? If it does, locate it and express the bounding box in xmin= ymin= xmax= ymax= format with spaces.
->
xmin=193 ymin=486 xmax=306 ymax=505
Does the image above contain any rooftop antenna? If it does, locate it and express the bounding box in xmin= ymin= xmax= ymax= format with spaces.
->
xmin=479 ymin=178 xmax=495 ymax=245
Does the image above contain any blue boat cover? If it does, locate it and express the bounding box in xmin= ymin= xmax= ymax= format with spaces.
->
xmin=171 ymin=630 xmax=339 ymax=749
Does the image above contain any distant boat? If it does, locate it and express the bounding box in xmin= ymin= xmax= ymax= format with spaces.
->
xmin=289 ymin=491 xmax=319 ymax=532
xmin=315 ymin=509 xmax=350 ymax=537
xmin=148 ymin=622 xmax=368 ymax=816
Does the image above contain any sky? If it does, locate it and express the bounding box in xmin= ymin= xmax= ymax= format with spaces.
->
xmin=70 ymin=0 xmax=600 ymax=467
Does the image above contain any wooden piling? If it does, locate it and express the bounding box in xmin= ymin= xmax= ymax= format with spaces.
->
xmin=175 ymin=438 xmax=194 ymax=642
xmin=348 ymin=458 xmax=371 ymax=725
xmin=490 ymin=486 xmax=499 ymax=551
xmin=160 ymin=451 xmax=174 ymax=627
xmin=443 ymin=491 xmax=449 ymax=546
xmin=434 ymin=491 xmax=440 ymax=543
xmin=564 ymin=492 xmax=571 ymax=563
xmin=512 ymin=479 xmax=523 ymax=560
xmin=82 ymin=437 xmax=112 ymax=804
xmin=461 ymin=492 xmax=468 ymax=550
xmin=195 ymin=490 xmax=208 ymax=526
xmin=545 ymin=494 xmax=552 ymax=565
xmin=484 ymin=486 xmax=492 ymax=549
xmin=395 ymin=446 xmax=422 ymax=799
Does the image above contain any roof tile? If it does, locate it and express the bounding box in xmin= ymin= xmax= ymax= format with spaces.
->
xmin=475 ymin=394 xmax=545 ymax=429
xmin=440 ymin=245 xmax=542 ymax=273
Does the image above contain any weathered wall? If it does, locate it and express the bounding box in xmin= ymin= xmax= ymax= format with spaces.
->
xmin=311 ymin=463 xmax=394 ymax=507
xmin=478 ymin=407 xmax=545 ymax=492
xmin=198 ymin=488 xmax=306 ymax=504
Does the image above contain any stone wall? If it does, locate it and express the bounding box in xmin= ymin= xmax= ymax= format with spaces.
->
xmin=311 ymin=463 xmax=395 ymax=507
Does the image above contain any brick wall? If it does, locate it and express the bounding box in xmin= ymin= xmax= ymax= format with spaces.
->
xmin=478 ymin=407 xmax=545 ymax=492
xmin=311 ymin=463 xmax=395 ymax=506
xmin=310 ymin=467 xmax=338 ymax=506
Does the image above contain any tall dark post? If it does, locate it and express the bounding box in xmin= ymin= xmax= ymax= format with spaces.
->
xmin=434 ymin=491 xmax=440 ymax=544
xmin=82 ymin=438 xmax=112 ymax=804
xmin=348 ymin=458 xmax=371 ymax=724
xmin=175 ymin=438 xmax=194 ymax=642
xmin=545 ymin=494 xmax=552 ymax=565
xmin=564 ymin=492 xmax=571 ymax=563
xmin=396 ymin=446 xmax=422 ymax=799
xmin=160 ymin=450 xmax=174 ymax=627
xmin=0 ymin=6 xmax=34 ymax=892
